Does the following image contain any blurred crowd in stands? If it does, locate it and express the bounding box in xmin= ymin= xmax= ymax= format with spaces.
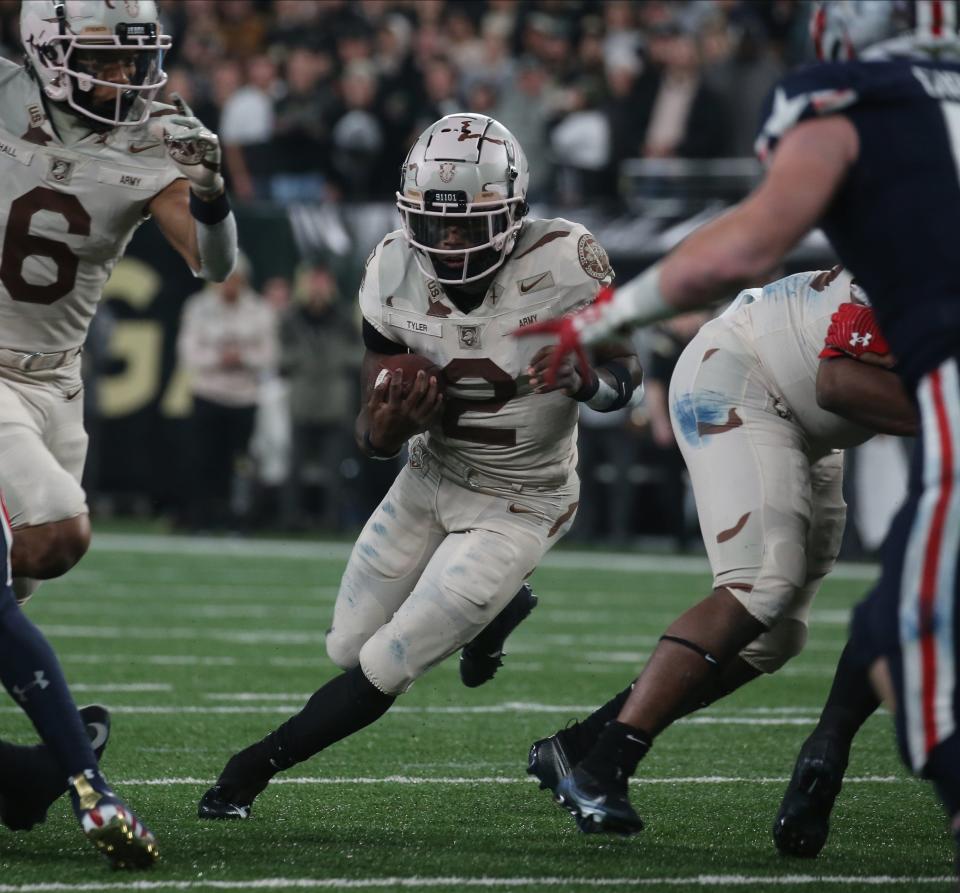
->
xmin=0 ymin=0 xmax=904 ymax=553
xmin=0 ymin=0 xmax=809 ymax=205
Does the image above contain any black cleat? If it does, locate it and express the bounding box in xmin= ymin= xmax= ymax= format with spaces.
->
xmin=197 ymin=784 xmax=255 ymax=820
xmin=773 ymin=732 xmax=849 ymax=858
xmin=556 ymin=766 xmax=644 ymax=836
xmin=460 ymin=584 xmax=538 ymax=687
xmin=528 ymin=730 xmax=578 ymax=798
xmin=0 ymin=704 xmax=112 ymax=832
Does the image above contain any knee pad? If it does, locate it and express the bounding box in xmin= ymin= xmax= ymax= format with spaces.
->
xmin=325 ymin=627 xmax=364 ymax=672
xmin=358 ymin=634 xmax=415 ymax=696
xmin=12 ymin=578 xmax=39 ymax=607
xmin=739 ymin=617 xmax=808 ymax=674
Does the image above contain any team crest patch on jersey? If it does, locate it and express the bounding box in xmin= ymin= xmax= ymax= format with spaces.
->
xmin=577 ymin=234 xmax=611 ymax=281
xmin=457 ymin=324 xmax=482 ymax=349
xmin=47 ymin=157 xmax=74 ymax=184
xmin=439 ymin=162 xmax=456 ymax=183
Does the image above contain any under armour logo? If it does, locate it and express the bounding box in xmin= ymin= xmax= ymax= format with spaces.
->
xmin=849 ymin=332 xmax=873 ymax=348
xmin=12 ymin=670 xmax=49 ymax=702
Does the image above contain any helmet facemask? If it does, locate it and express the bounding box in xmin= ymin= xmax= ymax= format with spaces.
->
xmin=29 ymin=22 xmax=169 ymax=128
xmin=398 ymin=189 xmax=525 ymax=285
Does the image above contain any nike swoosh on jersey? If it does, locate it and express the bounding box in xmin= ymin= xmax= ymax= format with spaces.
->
xmin=129 ymin=142 xmax=162 ymax=154
xmin=508 ymin=503 xmax=537 ymax=514
xmin=519 ymin=272 xmax=553 ymax=294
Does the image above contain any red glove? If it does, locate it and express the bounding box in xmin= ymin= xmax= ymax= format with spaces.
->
xmin=819 ymin=302 xmax=891 ymax=360
xmin=514 ymin=286 xmax=615 ymax=386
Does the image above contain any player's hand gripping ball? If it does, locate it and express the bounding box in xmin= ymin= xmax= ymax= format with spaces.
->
xmin=366 ymin=354 xmax=446 ymax=455
xmin=374 ymin=354 xmax=446 ymax=398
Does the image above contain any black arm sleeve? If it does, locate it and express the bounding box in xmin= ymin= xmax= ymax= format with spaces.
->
xmin=362 ymin=318 xmax=408 ymax=355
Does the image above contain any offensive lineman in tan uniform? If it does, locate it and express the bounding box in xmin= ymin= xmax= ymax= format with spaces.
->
xmin=526 ymin=268 xmax=918 ymax=834
xmin=4 ymin=1 xmax=236 ymax=604
xmin=198 ymin=114 xmax=643 ymax=820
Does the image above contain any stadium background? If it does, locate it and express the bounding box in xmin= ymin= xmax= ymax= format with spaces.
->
xmin=0 ymin=0 xmax=903 ymax=552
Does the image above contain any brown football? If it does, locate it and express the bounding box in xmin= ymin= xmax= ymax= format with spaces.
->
xmin=375 ymin=354 xmax=446 ymax=397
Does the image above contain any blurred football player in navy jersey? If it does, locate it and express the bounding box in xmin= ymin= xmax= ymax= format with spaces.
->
xmin=0 ymin=502 xmax=157 ymax=868
xmin=518 ymin=0 xmax=960 ymax=868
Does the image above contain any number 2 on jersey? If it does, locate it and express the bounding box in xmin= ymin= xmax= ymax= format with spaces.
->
xmin=442 ymin=358 xmax=517 ymax=446
xmin=0 ymin=186 xmax=91 ymax=305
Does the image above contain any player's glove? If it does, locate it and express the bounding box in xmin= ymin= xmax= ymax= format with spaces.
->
xmin=819 ymin=302 xmax=891 ymax=360
xmin=154 ymin=94 xmax=224 ymax=198
xmin=515 ymin=286 xmax=618 ymax=386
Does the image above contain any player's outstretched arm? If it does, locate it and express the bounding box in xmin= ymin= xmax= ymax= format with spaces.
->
xmin=516 ymin=116 xmax=858 ymax=383
xmin=147 ymin=95 xmax=237 ymax=283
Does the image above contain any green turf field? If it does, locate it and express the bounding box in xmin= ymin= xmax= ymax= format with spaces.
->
xmin=1 ymin=534 xmax=952 ymax=892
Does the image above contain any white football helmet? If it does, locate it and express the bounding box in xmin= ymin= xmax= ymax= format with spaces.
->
xmin=812 ymin=0 xmax=960 ymax=61
xmin=396 ymin=114 xmax=529 ymax=286
xmin=20 ymin=0 xmax=171 ymax=128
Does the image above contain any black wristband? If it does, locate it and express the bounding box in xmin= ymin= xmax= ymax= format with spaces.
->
xmin=363 ymin=430 xmax=401 ymax=460
xmin=602 ymin=360 xmax=635 ymax=411
xmin=189 ymin=188 xmax=231 ymax=225
xmin=571 ymin=367 xmax=600 ymax=402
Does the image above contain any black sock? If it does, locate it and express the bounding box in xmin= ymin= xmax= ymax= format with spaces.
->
xmin=579 ymin=720 xmax=651 ymax=784
xmin=561 ymin=683 xmax=634 ymax=759
xmin=813 ymin=642 xmax=881 ymax=746
xmin=0 ymin=588 xmax=96 ymax=780
xmin=220 ymin=665 xmax=395 ymax=788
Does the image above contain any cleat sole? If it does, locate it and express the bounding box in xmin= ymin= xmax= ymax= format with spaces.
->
xmin=86 ymin=816 xmax=159 ymax=870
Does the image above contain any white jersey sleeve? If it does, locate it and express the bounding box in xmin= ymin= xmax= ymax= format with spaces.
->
xmin=0 ymin=62 xmax=183 ymax=353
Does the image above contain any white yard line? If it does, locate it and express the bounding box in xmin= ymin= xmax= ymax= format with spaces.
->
xmin=59 ymin=653 xmax=239 ymax=666
xmin=0 ymin=703 xmax=825 ymax=724
xmin=0 ymin=874 xmax=950 ymax=891
xmin=114 ymin=774 xmax=904 ymax=787
xmin=89 ymin=533 xmax=881 ymax=581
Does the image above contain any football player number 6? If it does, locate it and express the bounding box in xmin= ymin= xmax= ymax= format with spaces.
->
xmin=0 ymin=187 xmax=91 ymax=305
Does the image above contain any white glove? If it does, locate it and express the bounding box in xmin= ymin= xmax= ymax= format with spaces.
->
xmin=154 ymin=94 xmax=224 ymax=198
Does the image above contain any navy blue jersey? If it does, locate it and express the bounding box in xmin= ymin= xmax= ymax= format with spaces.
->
xmin=756 ymin=60 xmax=960 ymax=386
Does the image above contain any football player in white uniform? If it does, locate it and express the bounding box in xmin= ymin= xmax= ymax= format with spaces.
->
xmin=198 ymin=114 xmax=643 ymax=820
xmin=0 ymin=0 xmax=235 ymax=861
xmin=525 ymin=268 xmax=917 ymax=835
xmin=3 ymin=1 xmax=236 ymax=604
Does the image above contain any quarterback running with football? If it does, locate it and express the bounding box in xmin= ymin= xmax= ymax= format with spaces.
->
xmin=3 ymin=0 xmax=236 ymax=607
xmin=0 ymin=0 xmax=236 ymax=860
xmin=198 ymin=114 xmax=642 ymax=821
xmin=518 ymin=0 xmax=960 ymax=869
